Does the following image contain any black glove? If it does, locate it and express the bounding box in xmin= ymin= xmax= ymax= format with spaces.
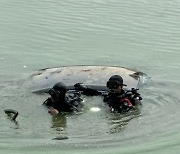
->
xmin=74 ymin=83 xmax=100 ymax=96
xmin=74 ymin=83 xmax=87 ymax=91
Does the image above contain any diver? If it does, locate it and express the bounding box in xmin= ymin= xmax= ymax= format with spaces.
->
xmin=74 ymin=75 xmax=142 ymax=113
xmin=43 ymin=82 xmax=83 ymax=115
xmin=104 ymin=75 xmax=142 ymax=113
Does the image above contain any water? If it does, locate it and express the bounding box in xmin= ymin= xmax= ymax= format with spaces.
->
xmin=0 ymin=0 xmax=180 ymax=153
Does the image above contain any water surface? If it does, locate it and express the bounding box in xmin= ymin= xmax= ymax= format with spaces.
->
xmin=0 ymin=0 xmax=180 ymax=153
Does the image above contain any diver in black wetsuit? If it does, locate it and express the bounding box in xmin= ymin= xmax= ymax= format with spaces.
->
xmin=74 ymin=75 xmax=142 ymax=113
xmin=43 ymin=82 xmax=82 ymax=115
xmin=104 ymin=75 xmax=142 ymax=113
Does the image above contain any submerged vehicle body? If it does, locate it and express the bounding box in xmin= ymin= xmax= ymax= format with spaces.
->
xmin=27 ymin=65 xmax=147 ymax=93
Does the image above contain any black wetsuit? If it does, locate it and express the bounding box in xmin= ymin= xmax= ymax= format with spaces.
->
xmin=43 ymin=93 xmax=83 ymax=113
xmin=103 ymin=90 xmax=141 ymax=113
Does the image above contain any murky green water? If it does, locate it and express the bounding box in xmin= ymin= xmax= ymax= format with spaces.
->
xmin=0 ymin=0 xmax=180 ymax=153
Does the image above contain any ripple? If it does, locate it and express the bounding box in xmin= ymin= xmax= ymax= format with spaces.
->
xmin=1 ymin=0 xmax=180 ymax=153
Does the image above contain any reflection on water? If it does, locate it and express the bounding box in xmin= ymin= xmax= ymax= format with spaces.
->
xmin=109 ymin=106 xmax=142 ymax=134
xmin=51 ymin=114 xmax=67 ymax=129
xmin=48 ymin=101 xmax=143 ymax=138
xmin=50 ymin=114 xmax=69 ymax=140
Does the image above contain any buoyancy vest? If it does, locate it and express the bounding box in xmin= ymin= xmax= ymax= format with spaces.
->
xmin=43 ymin=92 xmax=83 ymax=113
xmin=103 ymin=90 xmax=140 ymax=113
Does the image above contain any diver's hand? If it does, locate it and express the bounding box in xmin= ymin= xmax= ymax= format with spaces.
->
xmin=48 ymin=107 xmax=59 ymax=115
xmin=74 ymin=83 xmax=87 ymax=91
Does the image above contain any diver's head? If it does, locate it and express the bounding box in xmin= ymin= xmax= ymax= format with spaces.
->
xmin=48 ymin=82 xmax=67 ymax=99
xmin=106 ymin=75 xmax=127 ymax=92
